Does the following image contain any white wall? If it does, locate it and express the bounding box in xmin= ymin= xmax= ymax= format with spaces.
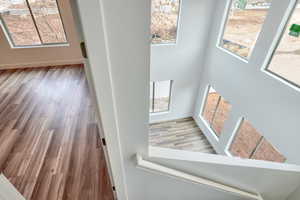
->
xmin=150 ymin=0 xmax=215 ymax=123
xmin=150 ymin=147 xmax=300 ymax=200
xmin=75 ymin=0 xmax=269 ymax=199
xmin=288 ymin=185 xmax=300 ymax=200
xmin=76 ymin=0 xmax=300 ymax=199
xmin=194 ymin=0 xmax=300 ymax=166
xmin=0 ymin=0 xmax=83 ymax=69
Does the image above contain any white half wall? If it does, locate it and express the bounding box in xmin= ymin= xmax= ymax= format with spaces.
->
xmin=150 ymin=0 xmax=215 ymax=123
xmin=150 ymin=146 xmax=300 ymax=200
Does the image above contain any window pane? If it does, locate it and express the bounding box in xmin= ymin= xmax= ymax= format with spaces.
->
xmin=0 ymin=0 xmax=41 ymax=46
xmin=202 ymin=86 xmax=232 ymax=137
xmin=221 ymin=0 xmax=272 ymax=58
xmin=151 ymin=0 xmax=180 ymax=44
xmin=229 ymin=120 xmax=262 ymax=158
xmin=251 ymin=138 xmax=286 ymax=163
xmin=153 ymin=80 xmax=171 ymax=112
xmin=28 ymin=0 xmax=67 ymax=44
xmin=229 ymin=119 xmax=285 ymax=163
xmin=150 ymin=82 xmax=154 ymax=112
xmin=202 ymin=87 xmax=220 ymax=124
xmin=211 ymin=97 xmax=232 ymax=136
xmin=267 ymin=3 xmax=300 ymax=87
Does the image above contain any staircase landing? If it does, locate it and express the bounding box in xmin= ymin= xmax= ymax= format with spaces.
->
xmin=149 ymin=117 xmax=215 ymax=153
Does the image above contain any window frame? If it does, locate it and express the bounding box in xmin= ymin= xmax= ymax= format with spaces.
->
xmin=262 ymin=0 xmax=300 ymax=90
xmin=200 ymin=85 xmax=232 ymax=139
xmin=150 ymin=0 xmax=182 ymax=46
xmin=0 ymin=0 xmax=69 ymax=48
xmin=150 ymin=80 xmax=173 ymax=114
xmin=217 ymin=0 xmax=271 ymax=62
xmin=226 ymin=118 xmax=286 ymax=163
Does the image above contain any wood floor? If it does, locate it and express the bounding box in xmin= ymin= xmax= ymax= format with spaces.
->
xmin=0 ymin=65 xmax=114 ymax=200
xmin=149 ymin=118 xmax=215 ymax=153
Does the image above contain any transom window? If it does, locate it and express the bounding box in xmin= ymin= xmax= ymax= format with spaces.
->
xmin=150 ymin=80 xmax=172 ymax=113
xmin=229 ymin=119 xmax=286 ymax=163
xmin=266 ymin=2 xmax=300 ymax=88
xmin=202 ymin=86 xmax=232 ymax=137
xmin=220 ymin=0 xmax=272 ymax=59
xmin=0 ymin=0 xmax=67 ymax=47
xmin=151 ymin=0 xmax=180 ymax=44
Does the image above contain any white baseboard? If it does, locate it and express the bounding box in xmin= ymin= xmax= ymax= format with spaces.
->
xmin=149 ymin=112 xmax=193 ymax=124
xmin=0 ymin=59 xmax=85 ymax=70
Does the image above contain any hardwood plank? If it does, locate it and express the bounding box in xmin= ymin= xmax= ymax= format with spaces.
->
xmin=0 ymin=65 xmax=114 ymax=200
xmin=149 ymin=117 xmax=216 ymax=154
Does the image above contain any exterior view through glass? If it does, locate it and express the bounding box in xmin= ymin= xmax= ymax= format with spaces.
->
xmin=0 ymin=0 xmax=67 ymax=46
xmin=220 ymin=0 xmax=272 ymax=58
xmin=267 ymin=2 xmax=300 ymax=88
xmin=151 ymin=0 xmax=180 ymax=44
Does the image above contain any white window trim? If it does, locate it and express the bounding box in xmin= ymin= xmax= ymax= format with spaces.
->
xmin=216 ymin=0 xmax=272 ymax=62
xmin=261 ymin=0 xmax=300 ymax=91
xmin=0 ymin=0 xmax=69 ymax=48
xmin=200 ymin=84 xmax=233 ymax=141
xmin=224 ymin=117 xmax=244 ymax=157
xmin=149 ymin=80 xmax=173 ymax=114
xmin=151 ymin=0 xmax=182 ymax=46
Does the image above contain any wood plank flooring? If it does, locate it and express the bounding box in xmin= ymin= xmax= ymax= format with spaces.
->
xmin=149 ymin=118 xmax=216 ymax=153
xmin=0 ymin=65 xmax=114 ymax=200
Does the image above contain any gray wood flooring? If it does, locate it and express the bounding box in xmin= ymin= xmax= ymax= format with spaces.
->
xmin=149 ymin=117 xmax=215 ymax=153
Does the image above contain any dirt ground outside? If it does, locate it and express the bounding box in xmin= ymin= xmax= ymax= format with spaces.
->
xmin=151 ymin=0 xmax=180 ymax=44
xmin=222 ymin=8 xmax=270 ymax=58
xmin=268 ymin=7 xmax=300 ymax=87
xmin=203 ymin=90 xmax=286 ymax=163
xmin=0 ymin=0 xmax=66 ymax=46
xmin=222 ymin=1 xmax=300 ymax=87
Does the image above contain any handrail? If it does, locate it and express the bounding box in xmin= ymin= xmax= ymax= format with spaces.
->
xmin=136 ymin=154 xmax=263 ymax=200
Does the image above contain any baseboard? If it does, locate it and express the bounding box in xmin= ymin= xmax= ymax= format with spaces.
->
xmin=149 ymin=113 xmax=193 ymax=124
xmin=0 ymin=59 xmax=85 ymax=70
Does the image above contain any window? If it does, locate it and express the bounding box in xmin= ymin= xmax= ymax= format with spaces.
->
xmin=229 ymin=119 xmax=286 ymax=163
xmin=220 ymin=0 xmax=272 ymax=58
xmin=266 ymin=2 xmax=300 ymax=88
xmin=202 ymin=86 xmax=232 ymax=136
xmin=151 ymin=0 xmax=180 ymax=44
xmin=150 ymin=80 xmax=172 ymax=113
xmin=0 ymin=0 xmax=67 ymax=47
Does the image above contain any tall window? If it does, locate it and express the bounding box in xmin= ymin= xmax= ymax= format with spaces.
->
xmin=220 ymin=0 xmax=272 ymax=58
xmin=0 ymin=0 xmax=67 ymax=47
xmin=266 ymin=2 xmax=300 ymax=88
xmin=229 ymin=119 xmax=286 ymax=163
xmin=151 ymin=0 xmax=180 ymax=44
xmin=150 ymin=80 xmax=172 ymax=113
xmin=202 ymin=86 xmax=232 ymax=137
